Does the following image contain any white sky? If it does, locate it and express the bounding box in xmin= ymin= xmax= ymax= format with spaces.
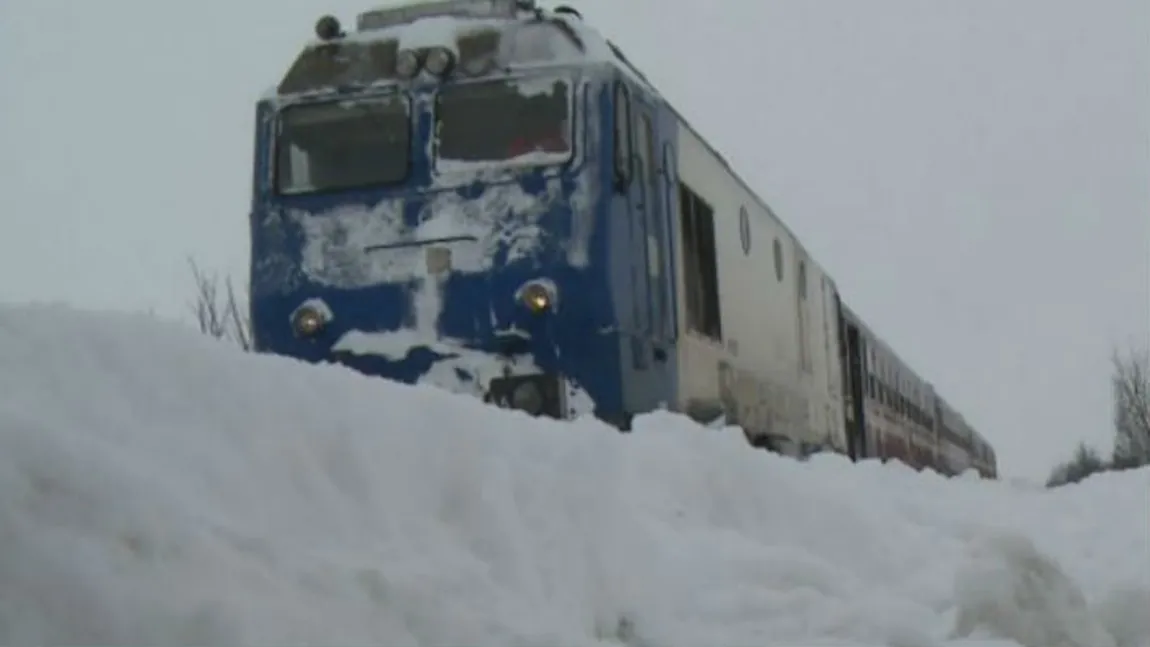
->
xmin=1 ymin=0 xmax=1146 ymax=480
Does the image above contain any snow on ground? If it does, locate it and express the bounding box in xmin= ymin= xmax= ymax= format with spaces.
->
xmin=0 ymin=302 xmax=1147 ymax=647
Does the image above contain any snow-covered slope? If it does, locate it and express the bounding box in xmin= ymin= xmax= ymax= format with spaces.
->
xmin=1 ymin=303 xmax=1147 ymax=647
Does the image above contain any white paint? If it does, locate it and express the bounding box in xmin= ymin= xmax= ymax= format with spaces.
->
xmin=672 ymin=119 xmax=846 ymax=451
xmin=668 ymin=106 xmax=982 ymax=464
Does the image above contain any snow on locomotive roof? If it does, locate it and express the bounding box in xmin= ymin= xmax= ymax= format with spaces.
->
xmin=349 ymin=0 xmax=648 ymax=74
xmin=262 ymin=1 xmax=654 ymax=100
xmin=356 ymin=0 xmax=526 ymax=31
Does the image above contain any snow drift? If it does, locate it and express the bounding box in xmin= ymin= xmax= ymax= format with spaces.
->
xmin=0 ymin=303 xmax=1147 ymax=647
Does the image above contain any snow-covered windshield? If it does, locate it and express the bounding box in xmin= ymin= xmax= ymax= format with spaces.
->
xmin=434 ymin=75 xmax=571 ymax=169
xmin=276 ymin=95 xmax=410 ymax=195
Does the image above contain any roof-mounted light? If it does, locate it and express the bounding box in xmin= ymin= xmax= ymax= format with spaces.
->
xmin=315 ymin=14 xmax=343 ymax=41
xmin=516 ymin=279 xmax=558 ymax=314
xmin=290 ymin=300 xmax=332 ymax=338
xmin=425 ymin=47 xmax=456 ymax=76
xmin=553 ymin=5 xmax=582 ymax=19
xmin=396 ymin=49 xmax=423 ymax=78
xmin=357 ymin=0 xmax=535 ymax=32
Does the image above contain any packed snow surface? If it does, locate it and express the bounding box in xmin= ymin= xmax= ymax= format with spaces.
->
xmin=1 ymin=303 xmax=1147 ymax=647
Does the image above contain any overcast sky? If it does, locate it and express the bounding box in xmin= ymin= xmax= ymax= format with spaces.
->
xmin=1 ymin=0 xmax=1146 ymax=480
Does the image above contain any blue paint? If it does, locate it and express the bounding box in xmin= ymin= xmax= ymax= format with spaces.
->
xmin=249 ymin=62 xmax=679 ymax=426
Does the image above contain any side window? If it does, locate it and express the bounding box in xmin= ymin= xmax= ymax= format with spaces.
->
xmin=866 ymin=349 xmax=877 ymax=399
xmin=613 ymin=82 xmax=632 ymax=193
xmin=773 ymin=237 xmax=785 ymax=282
xmin=634 ymin=108 xmax=651 ymax=194
xmin=878 ymin=360 xmax=887 ymax=406
xmin=679 ymin=182 xmax=722 ymax=341
xmin=640 ymin=113 xmax=657 ymax=187
xmin=795 ymin=256 xmax=811 ymax=373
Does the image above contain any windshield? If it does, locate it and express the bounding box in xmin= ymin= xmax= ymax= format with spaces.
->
xmin=276 ymin=95 xmax=410 ymax=195
xmin=435 ymin=76 xmax=572 ymax=169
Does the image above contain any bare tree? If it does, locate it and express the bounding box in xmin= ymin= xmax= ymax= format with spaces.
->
xmin=1046 ymin=441 xmax=1107 ymax=488
xmin=189 ymin=258 xmax=252 ymax=352
xmin=1111 ymin=346 xmax=1150 ymax=468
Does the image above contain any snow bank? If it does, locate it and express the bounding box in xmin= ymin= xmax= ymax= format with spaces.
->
xmin=0 ymin=303 xmax=1147 ymax=647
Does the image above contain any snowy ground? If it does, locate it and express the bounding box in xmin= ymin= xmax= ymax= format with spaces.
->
xmin=0 ymin=302 xmax=1147 ymax=647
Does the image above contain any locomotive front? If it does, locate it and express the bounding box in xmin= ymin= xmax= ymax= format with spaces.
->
xmin=248 ymin=0 xmax=621 ymax=421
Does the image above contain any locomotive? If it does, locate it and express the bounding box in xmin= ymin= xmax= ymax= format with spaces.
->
xmin=247 ymin=0 xmax=997 ymax=478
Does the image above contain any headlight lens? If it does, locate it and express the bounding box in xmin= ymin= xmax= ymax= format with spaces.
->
xmin=396 ymin=49 xmax=421 ymax=78
xmin=292 ymin=305 xmax=327 ymax=337
xmin=425 ymin=47 xmax=455 ymax=76
xmin=518 ymin=281 xmax=555 ymax=314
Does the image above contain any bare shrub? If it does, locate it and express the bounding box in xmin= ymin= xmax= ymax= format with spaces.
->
xmin=188 ymin=258 xmax=251 ymax=352
xmin=1046 ymin=344 xmax=1150 ymax=487
xmin=1110 ymin=347 xmax=1150 ymax=469
xmin=1045 ymin=442 xmax=1107 ymax=488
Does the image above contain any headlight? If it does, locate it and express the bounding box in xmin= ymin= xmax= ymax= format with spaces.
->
xmin=425 ymin=47 xmax=455 ymax=76
xmin=292 ymin=305 xmax=327 ymax=337
xmin=314 ymin=15 xmax=343 ymax=41
xmin=396 ymin=49 xmax=422 ymax=78
xmin=517 ymin=280 xmax=557 ymax=314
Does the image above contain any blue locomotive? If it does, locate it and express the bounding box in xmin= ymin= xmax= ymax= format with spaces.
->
xmin=248 ymin=0 xmax=997 ymax=477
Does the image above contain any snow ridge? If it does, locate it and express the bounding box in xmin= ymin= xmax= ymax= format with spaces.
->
xmin=0 ymin=303 xmax=1146 ymax=647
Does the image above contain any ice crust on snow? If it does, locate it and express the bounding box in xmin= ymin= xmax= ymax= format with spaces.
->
xmin=0 ymin=303 xmax=1147 ymax=647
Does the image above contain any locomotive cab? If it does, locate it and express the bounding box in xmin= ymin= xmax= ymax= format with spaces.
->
xmin=246 ymin=0 xmax=998 ymax=474
xmin=248 ymin=0 xmax=655 ymax=425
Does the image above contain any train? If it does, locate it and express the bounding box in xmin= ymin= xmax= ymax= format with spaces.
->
xmin=247 ymin=0 xmax=997 ymax=479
